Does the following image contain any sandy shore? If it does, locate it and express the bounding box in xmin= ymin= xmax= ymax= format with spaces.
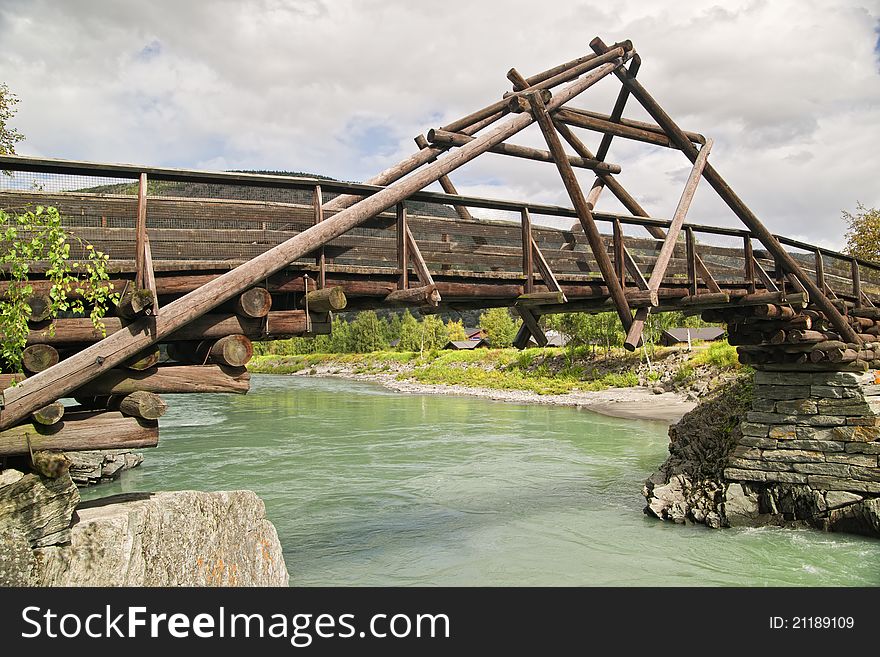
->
xmin=283 ymin=366 xmax=696 ymax=424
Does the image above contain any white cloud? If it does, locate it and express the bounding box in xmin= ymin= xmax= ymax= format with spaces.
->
xmin=1 ymin=0 xmax=878 ymax=249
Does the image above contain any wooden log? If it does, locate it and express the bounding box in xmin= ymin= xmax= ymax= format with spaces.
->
xmin=680 ymin=292 xmax=729 ymax=306
xmin=31 ymin=401 xmax=65 ymax=426
xmin=0 ymin=410 xmax=158 ymax=457
xmin=414 ymin=134 xmax=474 ymax=222
xmin=549 ymin=119 xmax=720 ymax=294
xmin=299 ymin=286 xmax=347 ymax=313
xmin=22 ymin=344 xmax=59 ymax=374
xmin=135 ymin=172 xmax=148 ymax=289
xmin=645 ymin=139 xmax=713 ymax=305
xmin=554 ymin=107 xmax=677 ymax=149
xmin=384 ymin=285 xmax=441 ymax=307
xmin=515 ymin=305 xmax=547 ymax=347
xmin=427 ymin=127 xmax=622 ymax=174
xmin=768 ymin=330 xmax=786 ymax=345
xmin=313 ymin=185 xmax=326 ymax=288
xmin=560 ymin=107 xmax=706 ymax=146
xmin=623 ymin=306 xmax=649 ymax=351
xmin=530 ymin=237 xmax=566 ymax=300
xmin=787 ymin=330 xmax=834 ymax=344
xmin=521 ymin=208 xmax=534 ymax=293
xmin=741 ymin=315 xmax=812 ymax=330
xmin=525 ymin=90 xmax=633 ymax=335
xmin=206 ymin=334 xmax=253 ymax=367
xmin=757 ymin=361 xmax=869 ymax=373
xmin=26 ymin=310 xmax=329 ymax=346
xmin=228 ymin=287 xmax=272 ymax=318
xmin=0 ymin=58 xmax=626 ymax=430
xmin=111 ymin=391 xmax=168 ymax=420
xmin=116 ymin=288 xmax=155 ymax=319
xmin=809 ymin=349 xmax=826 ymax=363
xmin=0 ymin=365 xmax=250 ymax=396
xmin=27 ymin=294 xmax=52 ymax=322
xmin=124 ymin=348 xmax=161 ymax=371
xmin=515 ymin=291 xmax=566 ymax=305
xmin=590 ymin=36 xmax=861 ymax=345
xmin=752 ymin=304 xmax=796 ymax=320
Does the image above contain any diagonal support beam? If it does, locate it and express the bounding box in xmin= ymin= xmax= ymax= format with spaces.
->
xmin=589 ymin=36 xmax=860 ymax=345
xmin=414 ymin=134 xmax=474 ymax=222
xmin=596 ymin=55 xmax=641 ymax=162
xmin=524 ymin=91 xmax=633 ymax=334
xmin=513 ymin=305 xmax=548 ymax=349
xmin=645 ymin=139 xmax=713 ymax=299
xmin=628 ymin=139 xmax=712 ymax=348
xmin=531 ymin=237 xmax=566 ymax=300
xmin=551 ymin=120 xmax=721 ymax=293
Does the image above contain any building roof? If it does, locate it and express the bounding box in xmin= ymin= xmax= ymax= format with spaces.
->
xmin=661 ymin=327 xmax=726 ymax=343
xmin=444 ymin=339 xmax=489 ymax=350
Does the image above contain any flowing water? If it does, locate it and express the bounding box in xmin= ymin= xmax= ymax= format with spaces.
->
xmin=83 ymin=375 xmax=880 ymax=586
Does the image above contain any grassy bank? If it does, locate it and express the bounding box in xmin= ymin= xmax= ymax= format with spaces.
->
xmin=249 ymin=340 xmax=743 ymax=396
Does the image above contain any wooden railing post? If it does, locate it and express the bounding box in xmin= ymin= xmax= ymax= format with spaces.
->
xmin=686 ymin=226 xmax=697 ymax=296
xmin=521 ymin=208 xmax=534 ymax=293
xmin=852 ymin=258 xmax=862 ymax=308
xmin=744 ymin=236 xmax=756 ymax=294
xmin=814 ymin=249 xmax=825 ymax=290
xmin=135 ymin=173 xmax=147 ymax=290
xmin=313 ymin=185 xmax=325 ymax=289
xmin=612 ymin=217 xmax=624 ymax=287
xmin=397 ymin=203 xmax=408 ymax=290
xmin=134 ymin=173 xmax=158 ymax=314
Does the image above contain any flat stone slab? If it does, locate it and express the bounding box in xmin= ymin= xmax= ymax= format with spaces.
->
xmin=33 ymin=490 xmax=289 ymax=587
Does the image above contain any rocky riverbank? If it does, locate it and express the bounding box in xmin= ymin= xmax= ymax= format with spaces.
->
xmin=644 ymin=371 xmax=880 ymax=537
xmin=0 ymin=467 xmax=288 ymax=586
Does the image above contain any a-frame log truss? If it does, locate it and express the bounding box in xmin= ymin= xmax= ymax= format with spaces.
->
xmin=0 ymin=35 xmax=864 ymax=434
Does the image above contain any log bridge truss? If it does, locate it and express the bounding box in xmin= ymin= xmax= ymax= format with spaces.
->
xmin=0 ymin=36 xmax=878 ymax=458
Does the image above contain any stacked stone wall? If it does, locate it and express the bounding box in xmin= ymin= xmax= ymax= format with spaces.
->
xmin=725 ymin=371 xmax=880 ymax=495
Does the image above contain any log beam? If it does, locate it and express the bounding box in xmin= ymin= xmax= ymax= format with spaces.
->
xmin=524 ymin=90 xmax=633 ymax=334
xmin=0 ymin=410 xmax=158 ymax=457
xmin=427 ymin=127 xmax=622 ymax=174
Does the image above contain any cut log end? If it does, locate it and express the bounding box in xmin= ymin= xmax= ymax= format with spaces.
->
xmin=23 ymin=344 xmax=59 ymax=374
xmin=117 ymin=288 xmax=155 ymax=319
xmin=112 ymin=391 xmax=168 ymax=420
xmin=232 ymin=287 xmax=273 ymax=318
xmin=209 ymin=334 xmax=254 ymax=367
xmin=32 ymin=401 xmax=65 ymax=426
xmin=27 ymin=295 xmax=52 ymax=323
xmin=300 ymin=286 xmax=347 ymax=313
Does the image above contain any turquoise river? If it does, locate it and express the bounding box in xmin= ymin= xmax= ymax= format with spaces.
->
xmin=84 ymin=375 xmax=880 ymax=586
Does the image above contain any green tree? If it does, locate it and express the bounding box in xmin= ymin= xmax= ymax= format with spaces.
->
xmin=0 ymin=207 xmax=118 ymax=372
xmin=446 ymin=318 xmax=467 ymax=342
xmin=349 ymin=311 xmax=388 ymax=353
xmin=843 ymin=202 xmax=880 ymax=262
xmin=419 ymin=315 xmax=448 ymax=352
xmin=397 ymin=310 xmax=422 ymax=351
xmin=479 ymin=307 xmax=518 ymax=348
xmin=0 ymin=83 xmax=24 ymax=159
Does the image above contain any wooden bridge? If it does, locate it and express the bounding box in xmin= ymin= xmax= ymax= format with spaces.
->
xmin=0 ymin=36 xmax=878 ymax=459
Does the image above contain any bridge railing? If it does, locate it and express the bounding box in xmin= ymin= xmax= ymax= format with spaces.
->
xmin=0 ymin=155 xmax=878 ymax=307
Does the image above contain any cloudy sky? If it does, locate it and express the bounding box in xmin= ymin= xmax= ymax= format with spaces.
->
xmin=1 ymin=0 xmax=878 ymax=249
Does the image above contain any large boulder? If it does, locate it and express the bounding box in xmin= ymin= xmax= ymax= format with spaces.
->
xmin=33 ymin=490 xmax=288 ymax=586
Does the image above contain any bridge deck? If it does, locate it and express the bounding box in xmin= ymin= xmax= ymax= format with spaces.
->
xmin=2 ymin=187 xmax=877 ymax=314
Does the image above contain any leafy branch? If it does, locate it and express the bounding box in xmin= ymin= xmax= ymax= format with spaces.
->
xmin=0 ymin=206 xmax=119 ymax=372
